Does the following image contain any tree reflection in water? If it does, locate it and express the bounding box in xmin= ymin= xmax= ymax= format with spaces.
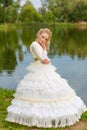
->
xmin=0 ymin=24 xmax=87 ymax=74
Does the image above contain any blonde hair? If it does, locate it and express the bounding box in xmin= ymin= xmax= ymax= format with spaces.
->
xmin=36 ymin=28 xmax=52 ymax=50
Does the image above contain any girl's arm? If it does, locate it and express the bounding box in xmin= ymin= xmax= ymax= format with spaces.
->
xmin=30 ymin=42 xmax=50 ymax=64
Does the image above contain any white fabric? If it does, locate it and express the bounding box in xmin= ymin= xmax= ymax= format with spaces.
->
xmin=30 ymin=41 xmax=50 ymax=61
xmin=6 ymin=42 xmax=87 ymax=128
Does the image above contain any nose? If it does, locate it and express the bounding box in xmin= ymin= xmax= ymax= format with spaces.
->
xmin=42 ymin=39 xmax=46 ymax=43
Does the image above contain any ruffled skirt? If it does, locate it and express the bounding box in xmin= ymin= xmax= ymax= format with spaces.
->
xmin=6 ymin=61 xmax=87 ymax=128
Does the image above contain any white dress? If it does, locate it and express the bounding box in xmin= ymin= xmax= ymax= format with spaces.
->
xmin=6 ymin=41 xmax=87 ymax=128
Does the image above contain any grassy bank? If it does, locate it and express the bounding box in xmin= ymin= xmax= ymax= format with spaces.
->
xmin=0 ymin=88 xmax=87 ymax=130
xmin=0 ymin=24 xmax=17 ymax=32
xmin=0 ymin=22 xmax=87 ymax=32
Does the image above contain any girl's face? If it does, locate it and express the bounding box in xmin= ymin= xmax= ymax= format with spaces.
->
xmin=37 ymin=32 xmax=49 ymax=47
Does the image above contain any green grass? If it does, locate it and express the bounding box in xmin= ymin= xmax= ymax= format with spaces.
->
xmin=81 ymin=111 xmax=87 ymax=121
xmin=0 ymin=22 xmax=87 ymax=32
xmin=0 ymin=88 xmax=87 ymax=130
xmin=0 ymin=24 xmax=17 ymax=32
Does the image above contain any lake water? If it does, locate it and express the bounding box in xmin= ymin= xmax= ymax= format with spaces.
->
xmin=0 ymin=24 xmax=87 ymax=105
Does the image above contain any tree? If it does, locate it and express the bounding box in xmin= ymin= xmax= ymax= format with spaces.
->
xmin=0 ymin=0 xmax=20 ymax=23
xmin=44 ymin=10 xmax=55 ymax=23
xmin=40 ymin=0 xmax=87 ymax=22
xmin=5 ymin=5 xmax=18 ymax=23
xmin=19 ymin=1 xmax=37 ymax=22
xmin=0 ymin=4 xmax=4 ymax=23
xmin=1 ymin=0 xmax=13 ymax=23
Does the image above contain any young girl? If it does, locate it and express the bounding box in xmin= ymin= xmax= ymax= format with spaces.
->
xmin=6 ymin=28 xmax=87 ymax=128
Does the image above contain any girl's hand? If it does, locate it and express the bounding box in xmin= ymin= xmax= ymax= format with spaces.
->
xmin=43 ymin=45 xmax=47 ymax=50
xmin=41 ymin=44 xmax=47 ymax=50
xmin=41 ymin=59 xmax=50 ymax=64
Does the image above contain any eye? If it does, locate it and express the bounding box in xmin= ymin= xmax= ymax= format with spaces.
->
xmin=42 ymin=36 xmax=48 ymax=41
xmin=45 ymin=38 xmax=48 ymax=41
xmin=42 ymin=36 xmax=44 ymax=39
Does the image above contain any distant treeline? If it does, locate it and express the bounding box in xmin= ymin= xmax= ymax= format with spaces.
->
xmin=0 ymin=0 xmax=87 ymax=23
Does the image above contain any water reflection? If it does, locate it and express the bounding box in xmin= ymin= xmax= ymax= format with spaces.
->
xmin=0 ymin=30 xmax=18 ymax=74
xmin=0 ymin=24 xmax=87 ymax=75
xmin=50 ymin=25 xmax=87 ymax=59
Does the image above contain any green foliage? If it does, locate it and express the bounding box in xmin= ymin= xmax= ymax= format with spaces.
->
xmin=0 ymin=0 xmax=87 ymax=23
xmin=0 ymin=4 xmax=4 ymax=23
xmin=1 ymin=0 xmax=13 ymax=7
xmin=4 ymin=5 xmax=18 ymax=23
xmin=81 ymin=111 xmax=87 ymax=121
xmin=41 ymin=0 xmax=87 ymax=22
xmin=0 ymin=24 xmax=19 ymax=74
xmin=19 ymin=1 xmax=36 ymax=23
xmin=0 ymin=24 xmax=17 ymax=31
xmin=0 ymin=0 xmax=20 ymax=23
xmin=44 ymin=10 xmax=55 ymax=23
xmin=0 ymin=88 xmax=14 ymax=129
xmin=35 ymin=13 xmax=43 ymax=22
xmin=0 ymin=88 xmax=29 ymax=130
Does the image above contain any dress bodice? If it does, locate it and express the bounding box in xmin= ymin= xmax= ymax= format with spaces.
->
xmin=30 ymin=41 xmax=49 ymax=61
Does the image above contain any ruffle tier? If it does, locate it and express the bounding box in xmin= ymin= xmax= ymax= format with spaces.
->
xmin=6 ymin=96 xmax=86 ymax=128
xmin=6 ymin=61 xmax=87 ymax=128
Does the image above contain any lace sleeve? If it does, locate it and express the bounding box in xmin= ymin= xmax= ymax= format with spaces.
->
xmin=30 ymin=42 xmax=49 ymax=61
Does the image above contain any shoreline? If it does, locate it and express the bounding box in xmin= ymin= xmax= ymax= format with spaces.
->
xmin=0 ymin=22 xmax=87 ymax=32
